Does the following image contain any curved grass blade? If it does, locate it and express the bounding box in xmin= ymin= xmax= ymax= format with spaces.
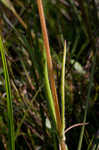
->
xmin=0 ymin=35 xmax=15 ymax=150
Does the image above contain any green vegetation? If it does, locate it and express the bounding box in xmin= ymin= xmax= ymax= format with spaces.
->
xmin=0 ymin=0 xmax=99 ymax=150
xmin=0 ymin=35 xmax=15 ymax=150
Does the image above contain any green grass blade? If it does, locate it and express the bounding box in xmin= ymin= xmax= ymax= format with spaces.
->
xmin=0 ymin=35 xmax=15 ymax=150
xmin=43 ymin=49 xmax=58 ymax=149
xmin=61 ymin=41 xmax=67 ymax=137
xmin=42 ymin=49 xmax=56 ymax=127
xmin=87 ymin=136 xmax=94 ymax=150
xmin=77 ymin=54 xmax=96 ymax=150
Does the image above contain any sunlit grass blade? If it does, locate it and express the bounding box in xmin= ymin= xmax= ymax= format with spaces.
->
xmin=61 ymin=41 xmax=67 ymax=137
xmin=0 ymin=35 xmax=15 ymax=150
xmin=77 ymin=53 xmax=96 ymax=150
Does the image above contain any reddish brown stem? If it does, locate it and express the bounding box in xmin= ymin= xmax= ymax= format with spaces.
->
xmin=59 ymin=141 xmax=66 ymax=150
xmin=36 ymin=0 xmax=61 ymax=132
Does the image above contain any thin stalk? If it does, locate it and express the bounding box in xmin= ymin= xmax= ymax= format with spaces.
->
xmin=0 ymin=34 xmax=15 ymax=150
xmin=61 ymin=41 xmax=67 ymax=136
xmin=77 ymin=53 xmax=96 ymax=150
xmin=65 ymin=122 xmax=88 ymax=134
xmin=36 ymin=0 xmax=61 ymax=133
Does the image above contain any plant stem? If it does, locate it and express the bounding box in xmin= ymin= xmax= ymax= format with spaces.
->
xmin=36 ymin=0 xmax=61 ymax=133
xmin=61 ymin=41 xmax=66 ymax=136
xmin=59 ymin=141 xmax=67 ymax=150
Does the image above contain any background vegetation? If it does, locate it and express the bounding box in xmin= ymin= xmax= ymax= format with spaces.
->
xmin=0 ymin=0 xmax=99 ymax=149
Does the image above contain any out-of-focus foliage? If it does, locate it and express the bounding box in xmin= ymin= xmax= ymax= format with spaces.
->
xmin=0 ymin=0 xmax=99 ymax=149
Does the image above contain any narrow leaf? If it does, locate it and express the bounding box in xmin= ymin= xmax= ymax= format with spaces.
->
xmin=61 ymin=40 xmax=67 ymax=137
xmin=0 ymin=35 xmax=15 ymax=150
